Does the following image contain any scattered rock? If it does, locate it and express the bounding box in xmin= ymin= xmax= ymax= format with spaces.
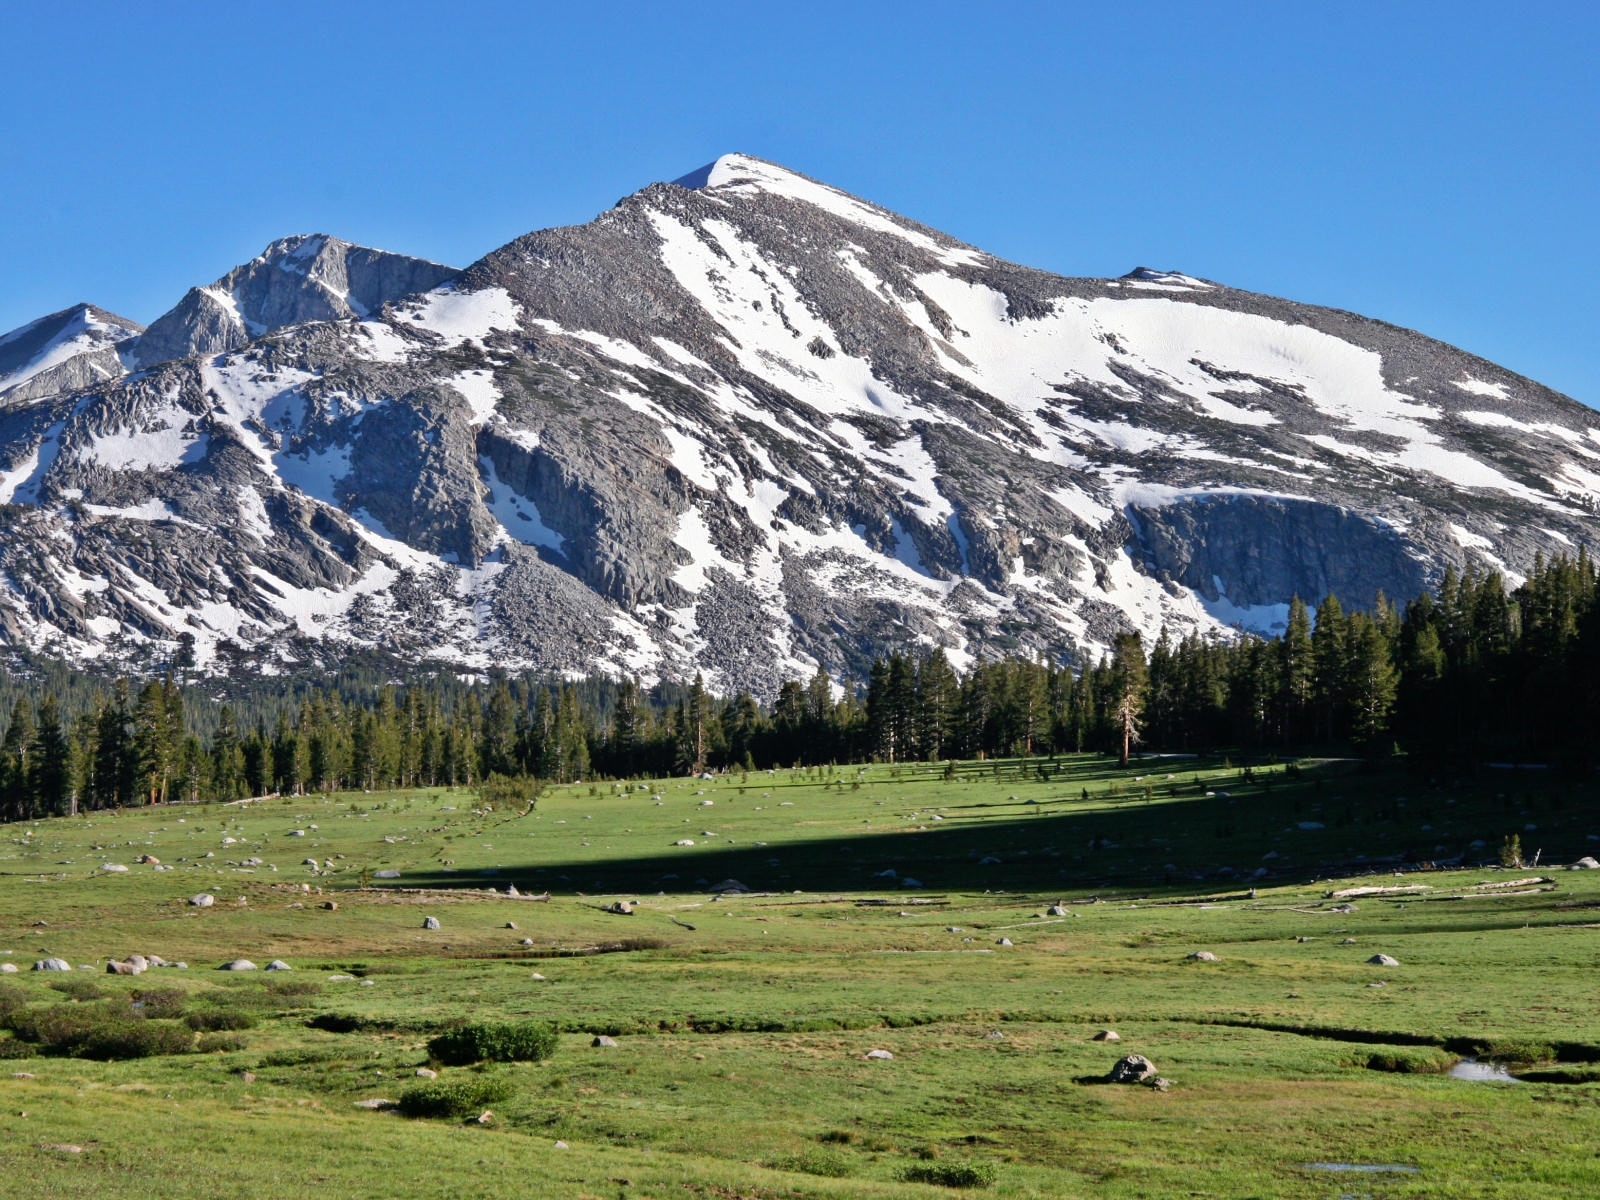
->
xmin=0 ymin=963 xmax=16 ymax=973
xmin=38 ymin=1143 xmax=83 ymax=1153
xmin=106 ymin=960 xmax=141 ymax=975
xmin=217 ymin=960 xmax=257 ymax=972
xmin=604 ymin=901 xmax=634 ymax=915
xmin=592 ymin=1035 xmax=619 ymax=1048
xmin=1186 ymin=951 xmax=1219 ymax=962
xmin=100 ymin=863 xmax=129 ymax=873
xmin=995 ymin=938 xmax=1013 ymax=946
xmin=1046 ymin=904 xmax=1068 ymax=917
xmin=235 ymin=1070 xmax=257 ymax=1084
xmin=303 ymin=858 xmax=319 ymax=866
xmin=374 ymin=870 xmax=401 ymax=879
xmin=321 ymin=901 xmax=338 ymax=911
xmin=505 ymin=921 xmax=518 ymax=930
xmin=982 ymin=1031 xmax=1005 ymax=1041
xmin=1341 ymin=937 xmax=1358 ymax=944
xmin=1367 ymin=954 xmax=1400 ymax=967
xmin=1108 ymin=1054 xmax=1157 ymax=1083
xmin=12 ymin=1071 xmax=35 ymax=1078
xmin=530 ymin=972 xmax=546 ymax=979
xmin=32 ymin=958 xmax=71 ymax=972
xmin=471 ymin=1110 xmax=493 ymax=1125
xmin=328 ymin=974 xmax=356 ymax=982
xmin=352 ymin=1098 xmax=394 ymax=1109
xmin=416 ymin=1068 xmax=438 ymax=1079
xmin=188 ymin=894 xmax=215 ymax=908
xmin=266 ymin=960 xmax=292 ymax=971
xmin=136 ymin=855 xmax=160 ymax=865
xmin=864 ymin=1049 xmax=894 ymax=1060
xmin=1144 ymin=1075 xmax=1173 ymax=1091
xmin=553 ymin=1140 xmax=569 ymax=1149
xmin=422 ymin=917 xmax=441 ymax=930
xmin=709 ymin=879 xmax=749 ymax=894
xmin=1571 ymin=857 xmax=1600 ymax=870
xmin=1094 ymin=1030 xmax=1121 ymax=1042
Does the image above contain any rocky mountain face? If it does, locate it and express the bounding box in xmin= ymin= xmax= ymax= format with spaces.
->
xmin=0 ymin=154 xmax=1595 ymax=695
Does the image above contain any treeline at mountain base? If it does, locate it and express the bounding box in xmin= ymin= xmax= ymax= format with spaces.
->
xmin=0 ymin=554 xmax=1596 ymax=821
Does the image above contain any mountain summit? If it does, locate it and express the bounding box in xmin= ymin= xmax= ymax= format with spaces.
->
xmin=127 ymin=234 xmax=458 ymax=368
xmin=0 ymin=154 xmax=1594 ymax=691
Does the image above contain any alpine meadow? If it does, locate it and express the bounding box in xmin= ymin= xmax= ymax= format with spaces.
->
xmin=3 ymin=17 xmax=1600 ymax=1194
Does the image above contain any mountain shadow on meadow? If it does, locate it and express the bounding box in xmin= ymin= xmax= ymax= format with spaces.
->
xmin=394 ymin=759 xmax=1585 ymax=900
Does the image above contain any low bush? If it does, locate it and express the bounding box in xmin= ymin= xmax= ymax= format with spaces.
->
xmin=47 ymin=978 xmax=104 ymax=1001
xmin=774 ymin=1148 xmax=854 ymax=1177
xmin=902 ymin=1160 xmax=998 ymax=1188
xmin=131 ymin=988 xmax=188 ymax=1019
xmin=197 ymin=1032 xmax=248 ymax=1053
xmin=0 ymin=1037 xmax=37 ymax=1059
xmin=397 ymin=1074 xmax=514 ymax=1118
xmin=74 ymin=1022 xmax=194 ymax=1060
xmin=0 ymin=984 xmax=27 ymax=1021
xmin=428 ymin=1020 xmax=559 ymax=1065
xmin=477 ymin=774 xmax=542 ymax=808
xmin=186 ymin=1008 xmax=257 ymax=1032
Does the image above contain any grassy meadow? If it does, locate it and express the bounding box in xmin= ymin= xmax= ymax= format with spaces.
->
xmin=2 ymin=753 xmax=1599 ymax=1198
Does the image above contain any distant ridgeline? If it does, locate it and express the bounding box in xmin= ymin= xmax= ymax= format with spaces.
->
xmin=0 ymin=555 xmax=1596 ymax=821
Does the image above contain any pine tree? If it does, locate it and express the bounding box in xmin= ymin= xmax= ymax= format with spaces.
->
xmin=1279 ymin=596 xmax=1314 ymax=747
xmin=1 ymin=699 xmax=35 ymax=821
xmin=1110 ymin=633 xmax=1147 ymax=767
xmin=29 ymin=696 xmax=72 ymax=816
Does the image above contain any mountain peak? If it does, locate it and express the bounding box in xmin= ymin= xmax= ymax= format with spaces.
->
xmin=128 ymin=235 xmax=458 ymax=368
xmin=0 ymin=302 xmax=142 ymax=398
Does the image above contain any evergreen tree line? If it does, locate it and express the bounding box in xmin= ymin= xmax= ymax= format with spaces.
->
xmin=1 ymin=553 xmax=1596 ymax=819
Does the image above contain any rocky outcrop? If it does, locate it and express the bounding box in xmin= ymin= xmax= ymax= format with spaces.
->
xmin=128 ymin=235 xmax=457 ymax=368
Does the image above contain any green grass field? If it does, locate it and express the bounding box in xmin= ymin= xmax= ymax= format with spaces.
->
xmin=2 ymin=754 xmax=1598 ymax=1198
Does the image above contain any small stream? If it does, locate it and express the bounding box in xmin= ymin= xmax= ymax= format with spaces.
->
xmin=1449 ymin=1057 xmax=1523 ymax=1083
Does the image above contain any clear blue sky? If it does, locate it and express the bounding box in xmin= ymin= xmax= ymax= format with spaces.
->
xmin=3 ymin=2 xmax=1596 ymax=404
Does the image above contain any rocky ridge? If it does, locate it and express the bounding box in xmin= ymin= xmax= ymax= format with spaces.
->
xmin=0 ymin=153 xmax=1595 ymax=695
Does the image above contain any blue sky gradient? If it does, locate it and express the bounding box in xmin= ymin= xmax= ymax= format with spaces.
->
xmin=3 ymin=2 xmax=1595 ymax=403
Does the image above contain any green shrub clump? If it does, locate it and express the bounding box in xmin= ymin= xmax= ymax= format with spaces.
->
xmin=7 ymin=1000 xmax=194 ymax=1059
xmin=775 ymin=1147 xmax=855 ymax=1177
xmin=428 ymin=1020 xmax=559 ymax=1065
xmin=397 ymin=1074 xmax=514 ymax=1118
xmin=902 ymin=1160 xmax=998 ymax=1188
xmin=197 ymin=1032 xmax=249 ymax=1053
xmin=75 ymin=1022 xmax=195 ymax=1060
xmin=187 ymin=1008 xmax=258 ymax=1032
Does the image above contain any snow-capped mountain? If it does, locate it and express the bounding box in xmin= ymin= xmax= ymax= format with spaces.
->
xmin=0 ymin=153 xmax=1595 ymax=693
xmin=0 ymin=304 xmax=143 ymax=405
